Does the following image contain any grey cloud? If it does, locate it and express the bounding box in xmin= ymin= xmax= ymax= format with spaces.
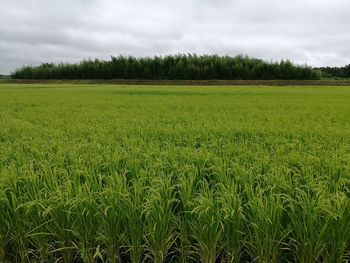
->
xmin=0 ymin=0 xmax=350 ymax=74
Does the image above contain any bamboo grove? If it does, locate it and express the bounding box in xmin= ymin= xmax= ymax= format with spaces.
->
xmin=11 ymin=54 xmax=322 ymax=80
xmin=1 ymin=84 xmax=350 ymax=262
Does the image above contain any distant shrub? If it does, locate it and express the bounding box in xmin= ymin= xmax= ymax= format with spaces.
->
xmin=11 ymin=54 xmax=322 ymax=80
xmin=316 ymin=64 xmax=350 ymax=79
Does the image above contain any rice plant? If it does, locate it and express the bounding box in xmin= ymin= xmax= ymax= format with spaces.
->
xmin=218 ymin=182 xmax=244 ymax=263
xmin=190 ymin=181 xmax=222 ymax=263
xmin=0 ymin=84 xmax=350 ymax=262
xmin=143 ymin=175 xmax=176 ymax=263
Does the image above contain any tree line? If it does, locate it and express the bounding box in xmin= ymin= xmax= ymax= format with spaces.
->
xmin=11 ymin=54 xmax=323 ymax=80
xmin=316 ymin=65 xmax=350 ymax=79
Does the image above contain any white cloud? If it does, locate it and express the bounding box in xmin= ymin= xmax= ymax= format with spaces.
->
xmin=0 ymin=0 xmax=349 ymax=74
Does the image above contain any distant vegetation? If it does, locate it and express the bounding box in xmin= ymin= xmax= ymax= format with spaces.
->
xmin=11 ymin=54 xmax=323 ymax=80
xmin=316 ymin=65 xmax=350 ymax=79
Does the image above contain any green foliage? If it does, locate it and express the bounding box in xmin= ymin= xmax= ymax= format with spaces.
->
xmin=1 ymin=84 xmax=350 ymax=262
xmin=317 ymin=64 xmax=350 ymax=79
xmin=11 ymin=54 xmax=322 ymax=80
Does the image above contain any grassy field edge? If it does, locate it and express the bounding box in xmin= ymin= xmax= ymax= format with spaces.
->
xmin=2 ymin=78 xmax=350 ymax=86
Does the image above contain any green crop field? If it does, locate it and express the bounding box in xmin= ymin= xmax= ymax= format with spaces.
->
xmin=1 ymin=84 xmax=350 ymax=263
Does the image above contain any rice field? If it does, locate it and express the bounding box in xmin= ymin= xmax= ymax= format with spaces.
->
xmin=1 ymin=84 xmax=350 ymax=263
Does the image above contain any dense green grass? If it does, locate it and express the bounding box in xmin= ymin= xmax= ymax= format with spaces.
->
xmin=1 ymin=84 xmax=350 ymax=263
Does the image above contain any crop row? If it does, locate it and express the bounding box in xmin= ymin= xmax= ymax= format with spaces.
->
xmin=0 ymin=144 xmax=349 ymax=262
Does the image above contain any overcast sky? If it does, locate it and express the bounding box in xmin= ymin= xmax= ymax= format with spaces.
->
xmin=0 ymin=0 xmax=349 ymax=74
